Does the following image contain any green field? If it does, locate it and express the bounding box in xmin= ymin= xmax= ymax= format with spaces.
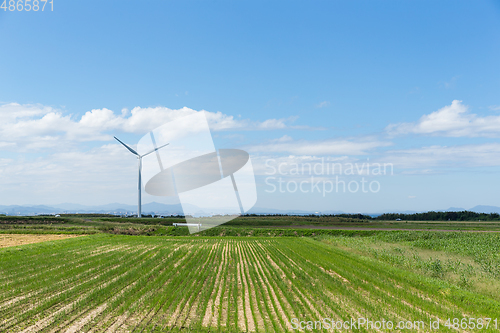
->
xmin=2 ymin=215 xmax=500 ymax=237
xmin=1 ymin=232 xmax=500 ymax=332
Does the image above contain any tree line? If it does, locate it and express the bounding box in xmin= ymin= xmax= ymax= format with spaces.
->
xmin=376 ymin=211 xmax=500 ymax=221
xmin=244 ymin=211 xmax=500 ymax=221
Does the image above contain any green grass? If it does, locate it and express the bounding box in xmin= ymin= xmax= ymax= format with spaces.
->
xmin=1 ymin=234 xmax=500 ymax=332
xmin=318 ymin=231 xmax=500 ymax=302
xmin=3 ymin=215 xmax=500 ymax=235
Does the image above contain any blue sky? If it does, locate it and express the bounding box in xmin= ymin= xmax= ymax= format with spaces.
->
xmin=0 ymin=0 xmax=499 ymax=213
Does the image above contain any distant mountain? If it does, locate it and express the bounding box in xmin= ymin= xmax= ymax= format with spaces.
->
xmin=1 ymin=203 xmax=500 ymax=216
xmin=246 ymin=207 xmax=320 ymax=215
xmin=0 ymin=202 xmax=189 ymax=215
xmin=0 ymin=205 xmax=56 ymax=215
xmin=54 ymin=202 xmax=141 ymax=212
xmin=445 ymin=207 xmax=466 ymax=212
xmin=244 ymin=207 xmax=350 ymax=215
xmin=51 ymin=203 xmax=97 ymax=211
xmin=442 ymin=206 xmax=500 ymax=214
xmin=377 ymin=210 xmax=420 ymax=214
xmin=469 ymin=205 xmax=500 ymax=214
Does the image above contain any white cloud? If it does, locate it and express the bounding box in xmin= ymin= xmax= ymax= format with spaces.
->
xmin=383 ymin=143 xmax=500 ymax=169
xmin=0 ymin=143 xmax=142 ymax=205
xmin=316 ymin=101 xmax=330 ymax=108
xmin=440 ymin=75 xmax=460 ymax=89
xmin=257 ymin=118 xmax=288 ymax=129
xmin=272 ymin=135 xmax=293 ymax=143
xmin=386 ymin=100 xmax=500 ymax=137
xmin=248 ymin=137 xmax=391 ymax=155
xmin=0 ymin=103 xmax=301 ymax=151
xmin=0 ymin=142 xmax=16 ymax=148
xmin=0 ymin=158 xmax=13 ymax=166
xmin=250 ymin=154 xmax=356 ymax=176
xmin=0 ymin=103 xmax=53 ymax=120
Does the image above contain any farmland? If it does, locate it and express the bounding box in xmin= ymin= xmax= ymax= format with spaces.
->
xmin=2 ymin=215 xmax=500 ymax=237
xmin=1 ymin=232 xmax=500 ymax=332
xmin=0 ymin=234 xmax=81 ymax=248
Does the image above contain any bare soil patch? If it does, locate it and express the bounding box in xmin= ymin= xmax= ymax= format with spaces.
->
xmin=0 ymin=234 xmax=82 ymax=248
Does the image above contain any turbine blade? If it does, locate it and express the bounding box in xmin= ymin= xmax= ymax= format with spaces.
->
xmin=156 ymin=142 xmax=170 ymax=151
xmin=141 ymin=143 xmax=169 ymax=157
xmin=114 ymin=136 xmax=139 ymax=156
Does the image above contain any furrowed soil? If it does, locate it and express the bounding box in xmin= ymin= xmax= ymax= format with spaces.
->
xmin=1 ymin=234 xmax=499 ymax=332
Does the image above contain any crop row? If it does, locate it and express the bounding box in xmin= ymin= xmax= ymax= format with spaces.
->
xmin=1 ymin=235 xmax=500 ymax=332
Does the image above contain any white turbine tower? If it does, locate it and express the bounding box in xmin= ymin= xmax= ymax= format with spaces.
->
xmin=114 ymin=136 xmax=169 ymax=218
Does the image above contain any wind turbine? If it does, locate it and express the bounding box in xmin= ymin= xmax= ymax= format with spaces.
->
xmin=114 ymin=136 xmax=169 ymax=218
